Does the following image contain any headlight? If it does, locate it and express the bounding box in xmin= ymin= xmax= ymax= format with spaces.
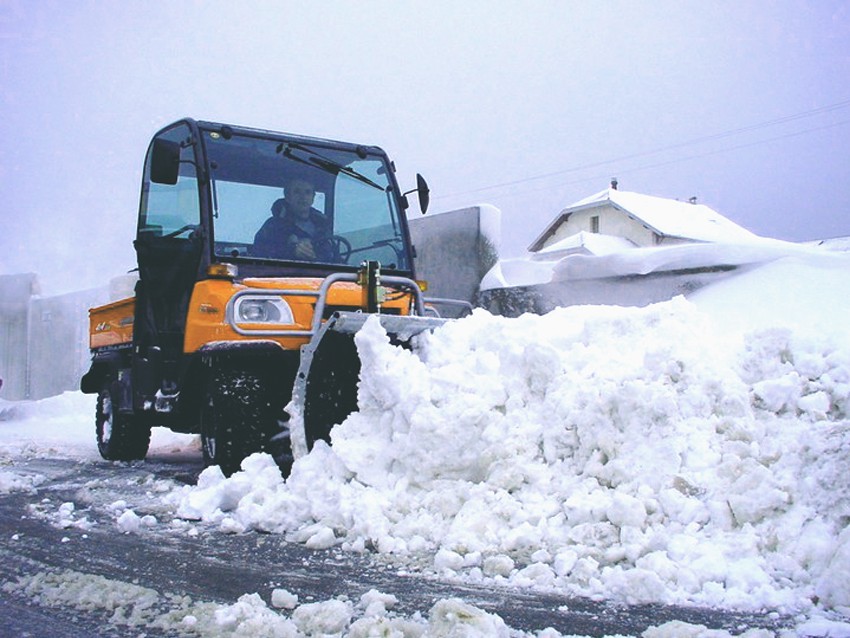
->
xmin=233 ymin=296 xmax=294 ymax=324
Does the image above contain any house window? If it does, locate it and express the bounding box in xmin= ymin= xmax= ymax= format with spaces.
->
xmin=590 ymin=215 xmax=599 ymax=233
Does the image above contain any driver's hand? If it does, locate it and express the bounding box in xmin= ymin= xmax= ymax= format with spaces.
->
xmin=294 ymin=239 xmax=316 ymax=260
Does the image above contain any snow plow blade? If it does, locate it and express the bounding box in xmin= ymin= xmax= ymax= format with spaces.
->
xmin=287 ymin=311 xmax=449 ymax=459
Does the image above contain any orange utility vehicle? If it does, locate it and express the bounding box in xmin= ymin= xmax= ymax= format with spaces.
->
xmin=81 ymin=118 xmax=454 ymax=474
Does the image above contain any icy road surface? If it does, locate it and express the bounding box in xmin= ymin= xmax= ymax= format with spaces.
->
xmin=0 ymin=456 xmax=786 ymax=637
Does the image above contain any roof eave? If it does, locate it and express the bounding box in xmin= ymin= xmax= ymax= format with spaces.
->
xmin=527 ymin=211 xmax=571 ymax=252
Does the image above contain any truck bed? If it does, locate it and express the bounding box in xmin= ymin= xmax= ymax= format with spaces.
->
xmin=89 ymin=297 xmax=134 ymax=350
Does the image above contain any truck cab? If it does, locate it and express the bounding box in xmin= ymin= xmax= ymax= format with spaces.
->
xmin=82 ymin=118 xmax=436 ymax=474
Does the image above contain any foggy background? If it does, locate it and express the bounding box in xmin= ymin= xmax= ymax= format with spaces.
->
xmin=1 ymin=0 xmax=848 ymax=295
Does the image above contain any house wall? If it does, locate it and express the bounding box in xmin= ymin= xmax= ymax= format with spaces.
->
xmin=543 ymin=204 xmax=658 ymax=248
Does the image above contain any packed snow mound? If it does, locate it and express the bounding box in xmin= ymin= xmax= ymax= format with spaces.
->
xmin=0 ymin=391 xmax=198 ymax=462
xmin=172 ymin=289 xmax=850 ymax=614
xmin=0 ymin=391 xmax=99 ymax=460
xmin=481 ymin=235 xmax=848 ymax=291
xmin=0 ymin=391 xmax=94 ymax=423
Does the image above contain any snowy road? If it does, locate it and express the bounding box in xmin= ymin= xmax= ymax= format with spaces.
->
xmin=0 ymin=457 xmax=783 ymax=637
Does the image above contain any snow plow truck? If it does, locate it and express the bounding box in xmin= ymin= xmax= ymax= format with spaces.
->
xmin=81 ymin=118 xmax=459 ymax=475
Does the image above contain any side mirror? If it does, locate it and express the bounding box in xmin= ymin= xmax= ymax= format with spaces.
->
xmin=150 ymin=138 xmax=180 ymax=185
xmin=416 ymin=173 xmax=430 ymax=215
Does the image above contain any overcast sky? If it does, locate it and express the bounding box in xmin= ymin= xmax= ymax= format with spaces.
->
xmin=1 ymin=1 xmax=849 ymax=294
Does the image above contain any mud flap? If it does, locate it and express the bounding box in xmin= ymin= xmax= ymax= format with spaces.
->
xmin=288 ymin=311 xmax=449 ymax=459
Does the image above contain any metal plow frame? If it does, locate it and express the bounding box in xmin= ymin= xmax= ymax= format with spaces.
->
xmin=287 ymin=311 xmax=449 ymax=459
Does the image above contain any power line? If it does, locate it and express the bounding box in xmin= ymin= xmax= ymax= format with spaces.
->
xmin=434 ymin=98 xmax=850 ymax=201
xmin=476 ymin=118 xmax=850 ymax=202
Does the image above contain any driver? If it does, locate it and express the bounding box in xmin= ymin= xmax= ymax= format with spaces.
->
xmin=253 ymin=177 xmax=334 ymax=261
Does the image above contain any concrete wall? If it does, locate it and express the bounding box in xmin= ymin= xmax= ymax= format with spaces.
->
xmin=0 ymin=273 xmax=107 ymax=401
xmin=27 ymin=288 xmax=108 ymax=400
xmin=0 ymin=274 xmax=37 ymax=401
xmin=408 ymin=205 xmax=500 ymax=317
xmin=479 ymin=266 xmax=741 ymax=317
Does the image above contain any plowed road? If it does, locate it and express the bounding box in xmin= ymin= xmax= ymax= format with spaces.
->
xmin=0 ymin=457 xmax=783 ymax=636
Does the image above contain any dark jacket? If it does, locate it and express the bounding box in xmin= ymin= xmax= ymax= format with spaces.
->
xmin=252 ymin=200 xmax=334 ymax=261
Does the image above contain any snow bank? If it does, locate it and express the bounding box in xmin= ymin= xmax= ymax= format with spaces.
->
xmin=0 ymin=390 xmax=199 ymax=465
xmin=0 ymin=391 xmax=97 ymax=459
xmin=171 ymin=258 xmax=850 ymax=616
xmin=481 ymin=236 xmax=844 ymax=290
xmin=690 ymin=253 xmax=850 ymax=350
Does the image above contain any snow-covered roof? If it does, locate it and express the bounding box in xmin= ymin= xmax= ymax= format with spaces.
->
xmin=481 ymin=237 xmax=822 ymax=291
xmin=532 ymin=231 xmax=636 ymax=261
xmin=529 ymin=188 xmax=758 ymax=251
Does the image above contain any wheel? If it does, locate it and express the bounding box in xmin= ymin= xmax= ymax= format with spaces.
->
xmin=302 ymin=331 xmax=361 ymax=451
xmin=199 ymin=363 xmax=293 ymax=476
xmin=96 ymin=385 xmax=151 ymax=461
xmin=199 ymin=374 xmax=241 ymax=476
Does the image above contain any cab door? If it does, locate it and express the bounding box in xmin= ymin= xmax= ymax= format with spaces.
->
xmin=133 ymin=122 xmax=204 ymax=404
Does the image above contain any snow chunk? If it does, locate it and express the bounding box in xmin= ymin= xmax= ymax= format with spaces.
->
xmin=270 ymin=588 xmax=298 ymax=610
xmin=291 ymin=599 xmax=353 ymax=635
xmin=0 ymin=470 xmax=45 ymax=494
xmin=428 ymin=598 xmax=510 ymax=637
xmin=116 ymin=509 xmax=157 ymax=534
xmin=358 ymin=589 xmax=398 ymax=617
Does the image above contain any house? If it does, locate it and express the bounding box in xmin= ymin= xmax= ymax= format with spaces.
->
xmin=478 ymin=184 xmax=772 ymax=316
xmin=527 ymin=184 xmax=757 ymax=258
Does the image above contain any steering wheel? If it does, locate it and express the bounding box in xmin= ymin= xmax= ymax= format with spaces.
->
xmin=162 ymin=224 xmax=198 ymax=239
xmin=332 ymin=235 xmax=353 ymax=263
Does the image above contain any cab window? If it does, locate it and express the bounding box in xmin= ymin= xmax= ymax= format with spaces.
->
xmin=138 ymin=124 xmax=200 ymax=238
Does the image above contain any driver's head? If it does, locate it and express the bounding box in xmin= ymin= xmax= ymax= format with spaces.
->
xmin=283 ymin=178 xmax=316 ymax=219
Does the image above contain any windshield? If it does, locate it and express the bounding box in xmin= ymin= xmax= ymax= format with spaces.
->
xmin=203 ymin=130 xmax=410 ymax=271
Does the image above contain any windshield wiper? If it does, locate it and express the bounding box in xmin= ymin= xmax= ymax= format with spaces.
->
xmin=277 ymin=142 xmax=384 ymax=191
xmin=275 ymin=143 xmax=319 ymax=172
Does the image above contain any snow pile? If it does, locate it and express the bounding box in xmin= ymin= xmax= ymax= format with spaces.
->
xmin=550 ymin=239 xmax=794 ymax=281
xmin=0 ymin=391 xmax=198 ymax=462
xmin=171 ymin=256 xmax=850 ymax=616
xmin=0 ymin=391 xmax=98 ymax=459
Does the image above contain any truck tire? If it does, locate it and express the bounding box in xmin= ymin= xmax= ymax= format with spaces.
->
xmin=200 ymin=364 xmax=291 ymax=476
xmin=96 ymin=386 xmax=151 ymax=461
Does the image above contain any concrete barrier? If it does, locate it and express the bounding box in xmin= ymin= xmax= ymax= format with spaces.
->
xmin=408 ymin=205 xmax=501 ymax=317
xmin=0 ymin=273 xmax=107 ymax=401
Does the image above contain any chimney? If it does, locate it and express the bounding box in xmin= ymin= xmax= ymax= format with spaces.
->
xmin=610 ymin=178 xmax=618 ymax=190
